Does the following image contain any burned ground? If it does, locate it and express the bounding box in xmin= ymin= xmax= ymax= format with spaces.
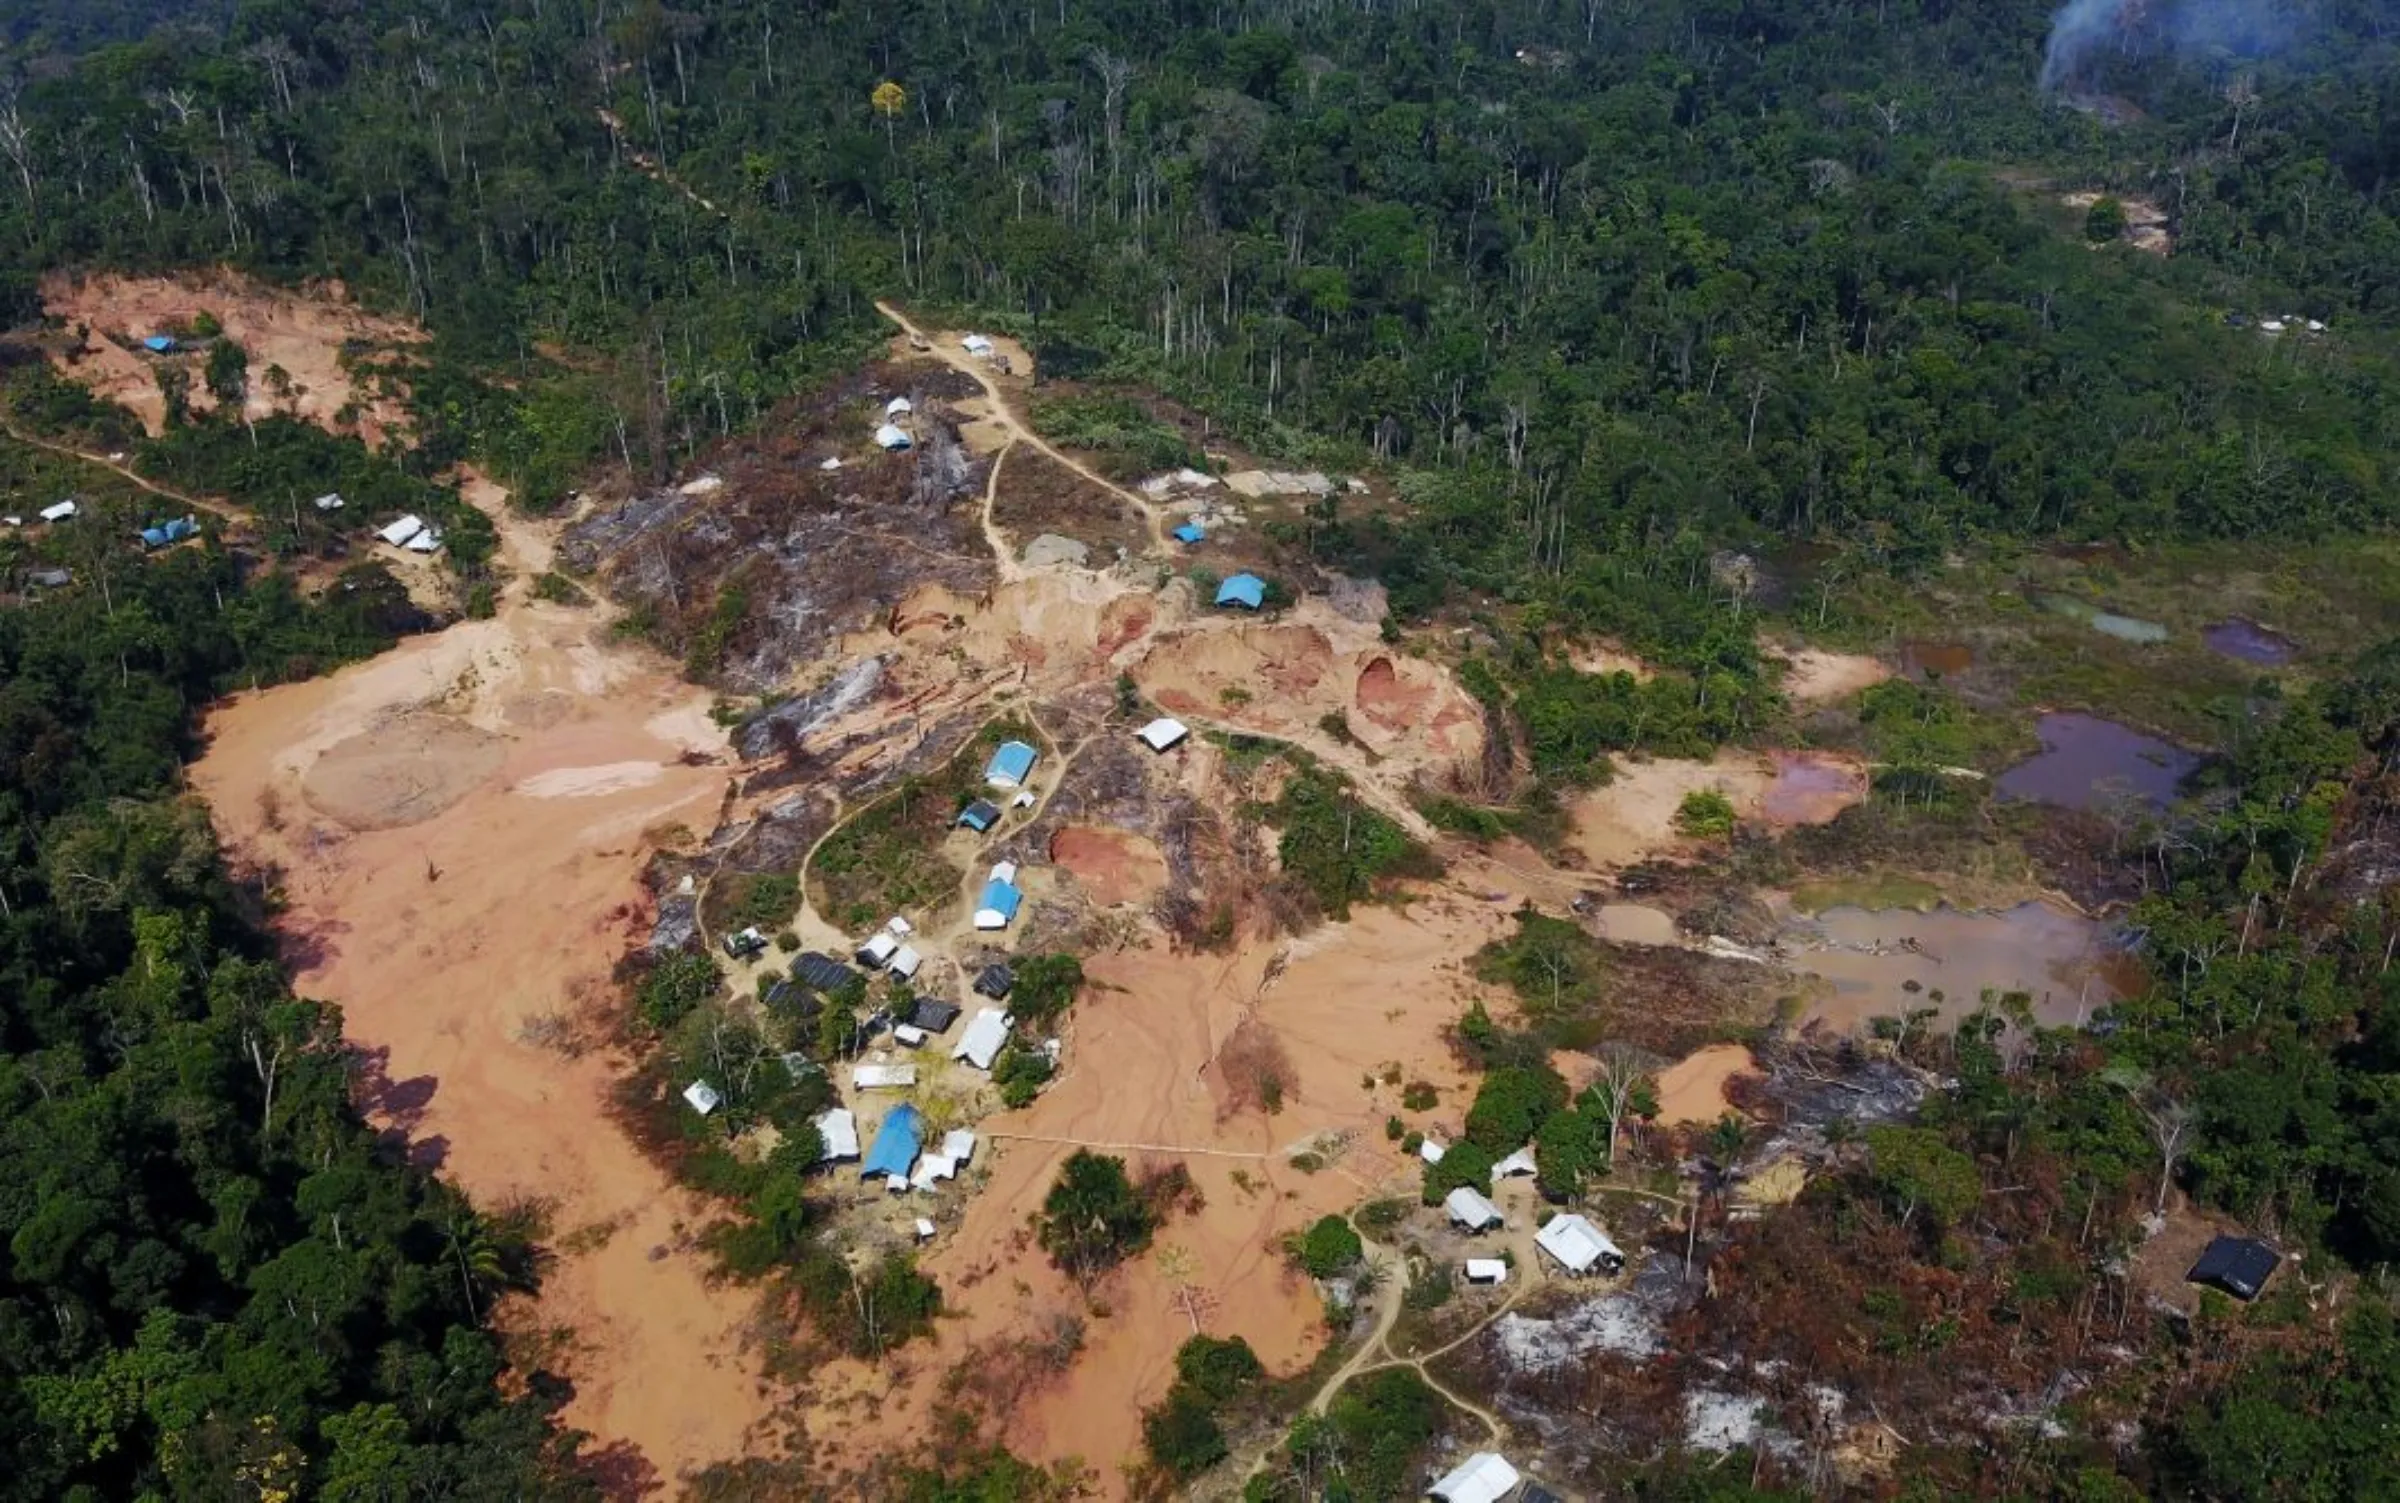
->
xmin=561 ymin=364 xmax=995 ymax=694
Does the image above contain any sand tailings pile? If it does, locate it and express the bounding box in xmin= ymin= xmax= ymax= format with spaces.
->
xmin=41 ymin=270 xmax=425 ymax=442
xmin=189 ymin=581 xmax=778 ymax=1484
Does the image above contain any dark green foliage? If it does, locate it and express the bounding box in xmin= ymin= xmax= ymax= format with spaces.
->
xmin=791 ymin=1249 xmax=940 ymax=1361
xmin=637 ymin=950 xmax=721 ymax=1031
xmin=1036 ymin=1151 xmax=1156 ymax=1283
xmin=1026 ymin=393 xmax=1196 ymax=479
xmin=2084 ymin=197 xmax=2128 ymax=243
xmin=895 ymin=1447 xmax=1072 ymax=1503
xmin=1475 ymin=908 xmax=1607 ymax=1016
xmin=992 ymin=1041 xmax=1054 ymax=1109
xmin=1293 ymin=1215 xmax=1364 ymax=1278
xmin=1421 ymin=1140 xmax=1497 ymax=1205
xmin=1008 ymin=953 xmax=1086 ymax=1029
xmin=0 ymin=551 xmax=584 ymax=1498
xmin=1262 ymin=765 xmax=1439 ymax=918
xmin=1174 ymin=1334 xmax=1264 ymax=1405
xmin=1140 ymin=1388 xmax=1227 ymax=1479
xmin=1864 ymin=1126 xmax=1983 ymax=1232
xmin=717 ymin=872 xmax=799 ymax=933
xmin=1511 ymin=658 xmax=1775 ymax=778
xmin=1535 ymin=1106 xmax=1604 ymax=1199
xmin=1401 ymin=1081 xmax=1438 ymax=1112
xmin=2157 ymin=1303 xmax=2400 ymax=1500
xmin=1463 ymin=1064 xmax=1571 ymax=1154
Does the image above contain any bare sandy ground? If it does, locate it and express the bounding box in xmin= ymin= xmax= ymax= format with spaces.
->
xmin=1773 ymin=645 xmax=1893 ymax=704
xmin=1049 ymin=825 xmax=1168 ymax=907
xmin=1570 ymin=751 xmax=1868 ymax=870
xmin=800 ymin=900 xmax=1501 ymax=1491
xmin=42 ymin=269 xmax=424 ymax=442
xmin=189 ymin=526 xmax=779 ymax=1486
xmin=1654 ymin=1043 xmax=1761 ymax=1125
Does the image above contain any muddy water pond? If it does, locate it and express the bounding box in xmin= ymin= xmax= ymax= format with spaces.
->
xmin=1996 ymin=713 xmax=2200 ymax=812
xmin=1784 ymin=899 xmax=2132 ymax=1032
xmin=2203 ymin=618 xmax=2298 ymax=666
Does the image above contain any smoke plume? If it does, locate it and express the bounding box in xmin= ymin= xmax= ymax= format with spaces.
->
xmin=2040 ymin=0 xmax=2307 ymax=93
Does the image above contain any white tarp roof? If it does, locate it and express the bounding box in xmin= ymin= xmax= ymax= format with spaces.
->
xmin=377 ymin=514 xmax=424 ymax=546
xmin=1419 ymin=1137 xmax=1448 ymax=1165
xmin=914 ymin=1217 xmax=938 ymax=1240
xmin=954 ymin=1008 xmax=1010 ymax=1071
xmin=910 ymin=1154 xmax=958 ymax=1191
xmin=941 ymin=1128 xmax=977 ymax=1164
xmin=875 ymin=422 xmax=912 ymax=450
xmin=1445 ymin=1187 xmax=1503 ymax=1230
xmin=1428 ymin=1451 xmax=1522 ymax=1503
xmin=682 ymin=1080 xmax=723 ymax=1116
xmin=893 ymin=1024 xmax=928 ymax=1047
xmin=883 ymin=915 xmax=915 ymax=937
xmin=1137 ymin=717 xmax=1190 ymax=751
xmin=886 ymin=396 xmax=913 ymax=416
xmin=312 ymin=492 xmax=346 ymax=510
xmin=1491 ymin=1148 xmax=1537 ymax=1181
xmin=962 ymin=334 xmax=994 ymax=354
xmin=39 ymin=500 xmax=78 ymax=523
xmin=989 ymin=860 xmax=1020 ymax=885
xmin=888 ymin=945 xmax=923 ymax=979
xmin=858 ymin=932 xmax=899 ymax=965
xmin=814 ymin=1108 xmax=859 ymax=1160
xmin=1535 ymin=1212 xmax=1623 ymax=1274
xmin=852 ymin=1063 xmax=918 ymax=1090
xmin=1464 ymin=1259 xmax=1508 ymax=1284
xmin=406 ymin=529 xmax=442 ymax=554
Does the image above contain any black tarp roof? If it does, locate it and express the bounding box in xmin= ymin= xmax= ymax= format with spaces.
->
xmin=2188 ymin=1235 xmax=2281 ymax=1300
xmin=791 ymin=952 xmax=862 ymax=994
xmin=973 ymin=963 xmax=1014 ymax=998
xmin=909 ymin=997 xmax=962 ymax=1032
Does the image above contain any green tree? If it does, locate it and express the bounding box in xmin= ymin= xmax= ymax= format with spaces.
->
xmin=1037 ymin=1151 xmax=1156 ymax=1284
xmin=1865 ymin=1125 xmax=1982 ymax=1232
xmin=1294 ymin=1215 xmax=1364 ymax=1278
xmin=2084 ymin=196 xmax=2128 ymax=242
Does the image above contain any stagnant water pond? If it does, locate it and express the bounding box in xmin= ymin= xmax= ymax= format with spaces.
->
xmin=1996 ymin=712 xmax=2200 ymax=812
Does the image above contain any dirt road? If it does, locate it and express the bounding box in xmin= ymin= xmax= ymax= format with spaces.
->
xmin=0 ymin=418 xmax=245 ymax=525
xmin=876 ymin=300 xmax=1169 ymax=552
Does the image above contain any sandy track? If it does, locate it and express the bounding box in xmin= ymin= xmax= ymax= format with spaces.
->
xmin=0 ymin=417 xmax=244 ymax=524
xmin=875 ymin=301 xmax=1169 ymax=552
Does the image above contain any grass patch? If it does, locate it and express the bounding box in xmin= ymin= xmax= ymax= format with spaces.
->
xmin=1025 ymin=391 xmax=1199 ymax=479
xmin=1790 ymin=872 xmax=1947 ymax=914
xmin=809 ymin=717 xmax=1040 ymax=930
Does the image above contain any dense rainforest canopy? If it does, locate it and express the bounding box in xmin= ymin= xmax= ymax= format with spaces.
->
xmin=6 ymin=0 xmax=2400 ymax=1497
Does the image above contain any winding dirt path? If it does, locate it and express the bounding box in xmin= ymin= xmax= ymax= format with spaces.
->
xmin=1 ymin=418 xmax=244 ymax=524
xmin=875 ymin=300 xmax=1169 ymax=553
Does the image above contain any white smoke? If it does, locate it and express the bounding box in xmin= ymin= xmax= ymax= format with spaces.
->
xmin=2040 ymin=0 xmax=2308 ymax=93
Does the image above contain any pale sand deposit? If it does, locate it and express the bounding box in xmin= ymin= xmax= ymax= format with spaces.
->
xmin=189 ymin=516 xmax=776 ymax=1485
xmin=1773 ymin=645 xmax=1893 ymax=704
xmin=42 ymin=269 xmax=425 ymax=442
xmin=1654 ymin=1043 xmax=1762 ymax=1126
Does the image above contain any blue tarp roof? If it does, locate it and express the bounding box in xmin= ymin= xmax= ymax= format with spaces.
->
xmin=976 ymin=879 xmax=1023 ymax=924
xmin=1172 ymin=522 xmax=1206 ymax=544
xmin=956 ymin=799 xmax=1001 ymax=832
xmin=141 ymin=335 xmax=176 ymax=353
xmin=1215 ymin=573 xmax=1266 ymax=609
xmin=984 ymin=740 xmax=1038 ymax=786
xmin=862 ymin=1104 xmax=923 ymax=1179
xmin=140 ymin=518 xmax=195 ymax=548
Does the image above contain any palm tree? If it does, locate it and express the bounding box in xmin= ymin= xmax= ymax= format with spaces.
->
xmin=1684 ymin=1113 xmax=1751 ymax=1286
xmin=442 ymin=1208 xmax=509 ymax=1323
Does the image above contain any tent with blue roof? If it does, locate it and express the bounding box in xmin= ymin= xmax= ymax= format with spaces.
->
xmin=139 ymin=516 xmax=197 ymax=549
xmin=956 ymin=798 xmax=1002 ymax=833
xmin=1172 ymin=522 xmax=1206 ymax=545
xmin=862 ymin=1104 xmax=924 ymax=1181
xmin=141 ymin=335 xmax=177 ymax=354
xmin=973 ymin=877 xmax=1023 ymax=930
xmin=984 ymin=739 xmax=1038 ymax=789
xmin=1215 ymin=573 xmax=1266 ymax=609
